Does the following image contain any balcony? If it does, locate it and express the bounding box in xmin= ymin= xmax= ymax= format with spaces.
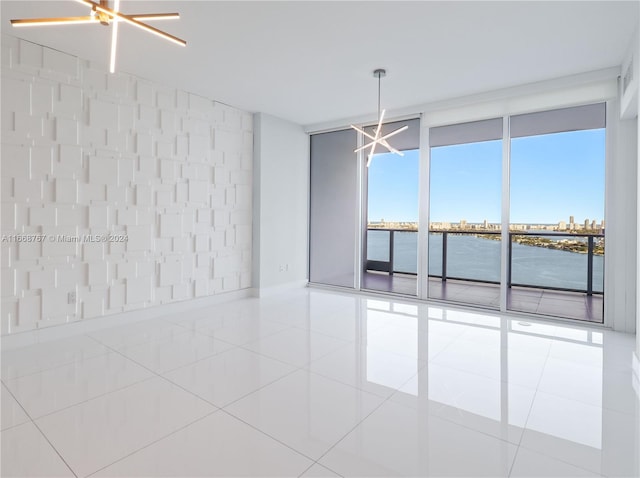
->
xmin=364 ymin=228 xmax=604 ymax=323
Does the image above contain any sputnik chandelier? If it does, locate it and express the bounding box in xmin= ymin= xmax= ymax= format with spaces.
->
xmin=10 ymin=0 xmax=186 ymax=73
xmin=351 ymin=69 xmax=408 ymax=167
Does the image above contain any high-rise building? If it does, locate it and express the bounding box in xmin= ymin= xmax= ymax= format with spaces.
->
xmin=558 ymin=221 xmax=567 ymax=230
xmin=569 ymin=215 xmax=575 ymax=224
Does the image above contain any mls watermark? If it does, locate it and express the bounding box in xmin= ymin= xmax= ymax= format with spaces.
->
xmin=1 ymin=234 xmax=129 ymax=243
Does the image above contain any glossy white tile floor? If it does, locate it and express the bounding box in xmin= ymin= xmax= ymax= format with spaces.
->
xmin=1 ymin=288 xmax=639 ymax=477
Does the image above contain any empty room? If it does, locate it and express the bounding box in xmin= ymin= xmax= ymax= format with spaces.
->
xmin=1 ymin=1 xmax=639 ymax=477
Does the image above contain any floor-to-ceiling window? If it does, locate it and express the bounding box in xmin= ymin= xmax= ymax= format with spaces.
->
xmin=427 ymin=118 xmax=503 ymax=308
xmin=309 ymin=104 xmax=606 ymax=323
xmin=507 ymin=104 xmax=606 ymax=322
xmin=362 ymin=118 xmax=420 ymax=296
xmin=364 ymin=150 xmax=420 ymax=295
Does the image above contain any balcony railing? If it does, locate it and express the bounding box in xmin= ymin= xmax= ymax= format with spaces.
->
xmin=366 ymin=228 xmax=604 ymax=295
xmin=366 ymin=229 xmax=417 ymax=276
xmin=507 ymin=232 xmax=603 ymax=295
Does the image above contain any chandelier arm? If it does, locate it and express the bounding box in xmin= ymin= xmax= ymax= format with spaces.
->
xmin=109 ymin=0 xmax=120 ymax=73
xmin=355 ymin=127 xmax=383 ymax=153
xmin=379 ymin=139 xmax=404 ymax=156
xmin=75 ymin=0 xmax=186 ymax=46
xmin=368 ymin=142 xmax=377 ymax=163
xmin=350 ymin=125 xmax=377 ymax=142
xmin=128 ymin=13 xmax=180 ymax=21
xmin=366 ymin=150 xmax=375 ymax=167
xmin=377 ymin=125 xmax=409 ymax=142
xmin=11 ymin=16 xmax=97 ymax=26
xmin=366 ymin=118 xmax=382 ymax=163
xmin=355 ymin=141 xmax=376 ymax=153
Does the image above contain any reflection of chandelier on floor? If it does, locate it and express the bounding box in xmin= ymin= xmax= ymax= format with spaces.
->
xmin=10 ymin=0 xmax=186 ymax=73
xmin=351 ymin=69 xmax=408 ymax=167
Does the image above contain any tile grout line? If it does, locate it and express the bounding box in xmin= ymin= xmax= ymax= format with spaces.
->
xmin=63 ymin=338 xmax=232 ymax=476
xmin=309 ymin=380 xmax=399 ymax=469
xmin=387 ymin=360 xmax=528 ymax=455
xmin=85 ymin=322 xmax=213 ymax=352
xmin=6 ymin=331 xmax=227 ymax=421
xmin=216 ymin=408 xmax=320 ymax=466
xmin=306 ymin=353 xmax=440 ymax=471
xmin=3 ymin=290 xmax=625 ymax=476
xmin=23 ymin=375 xmax=158 ymax=422
xmin=84 ymin=409 xmax=221 ymax=478
xmin=218 ymin=354 xmax=406 ymax=473
xmin=88 ymin=330 xmax=326 ymax=474
xmin=507 ymin=445 xmax=523 ymax=477
xmin=1 ymin=382 xmax=79 ymax=478
xmin=1 ymin=340 xmax=113 ymax=382
xmin=179 ymin=320 xmax=298 ymax=349
xmin=509 ymin=335 xmax=553 ymax=476
xmin=297 ymin=461 xmax=344 ymax=478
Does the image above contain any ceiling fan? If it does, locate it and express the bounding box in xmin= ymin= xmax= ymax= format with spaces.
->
xmin=10 ymin=0 xmax=186 ymax=73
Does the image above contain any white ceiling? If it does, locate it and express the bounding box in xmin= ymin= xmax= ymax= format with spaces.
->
xmin=1 ymin=1 xmax=638 ymax=126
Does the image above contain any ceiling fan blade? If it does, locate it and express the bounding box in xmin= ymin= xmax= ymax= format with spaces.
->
xmin=11 ymin=16 xmax=97 ymax=27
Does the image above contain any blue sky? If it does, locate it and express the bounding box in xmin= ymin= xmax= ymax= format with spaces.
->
xmin=367 ymin=129 xmax=605 ymax=224
xmin=368 ymin=150 xmax=420 ymax=222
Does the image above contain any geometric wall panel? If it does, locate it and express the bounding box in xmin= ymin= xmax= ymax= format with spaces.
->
xmin=0 ymin=36 xmax=253 ymax=335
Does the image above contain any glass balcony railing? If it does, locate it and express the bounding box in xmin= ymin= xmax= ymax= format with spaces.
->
xmin=509 ymin=232 xmax=604 ymax=294
xmin=366 ymin=229 xmax=604 ymax=296
xmin=366 ymin=229 xmax=418 ymax=275
xmin=428 ymin=231 xmax=501 ymax=284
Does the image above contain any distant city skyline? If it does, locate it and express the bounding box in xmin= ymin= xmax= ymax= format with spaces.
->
xmin=367 ymin=128 xmax=605 ymax=224
xmin=369 ymin=216 xmax=605 ymax=226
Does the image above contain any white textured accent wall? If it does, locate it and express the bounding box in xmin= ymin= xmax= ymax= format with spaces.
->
xmin=0 ymin=36 xmax=253 ymax=335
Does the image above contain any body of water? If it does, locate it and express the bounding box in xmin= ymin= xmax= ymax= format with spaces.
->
xmin=366 ymin=231 xmax=604 ymax=293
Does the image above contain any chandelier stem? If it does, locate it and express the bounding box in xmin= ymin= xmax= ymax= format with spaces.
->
xmin=377 ymin=72 xmax=381 ymax=120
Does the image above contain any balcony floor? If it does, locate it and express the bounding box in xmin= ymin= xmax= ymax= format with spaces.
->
xmin=362 ymin=272 xmax=603 ymax=323
xmin=362 ymin=271 xmax=418 ymax=295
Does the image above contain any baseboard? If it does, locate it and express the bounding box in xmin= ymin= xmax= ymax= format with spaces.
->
xmin=1 ymin=288 xmax=253 ymax=351
xmin=252 ymin=280 xmax=309 ymax=298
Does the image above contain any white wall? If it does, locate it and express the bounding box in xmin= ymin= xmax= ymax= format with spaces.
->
xmin=637 ymin=63 xmax=640 ymax=363
xmin=605 ymin=102 xmax=637 ymax=334
xmin=0 ymin=35 xmax=253 ymax=335
xmin=252 ymin=113 xmax=308 ymax=292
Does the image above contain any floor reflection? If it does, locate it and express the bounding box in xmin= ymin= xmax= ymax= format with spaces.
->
xmin=1 ymin=287 xmax=636 ymax=477
xmin=350 ymin=297 xmax=638 ymax=477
